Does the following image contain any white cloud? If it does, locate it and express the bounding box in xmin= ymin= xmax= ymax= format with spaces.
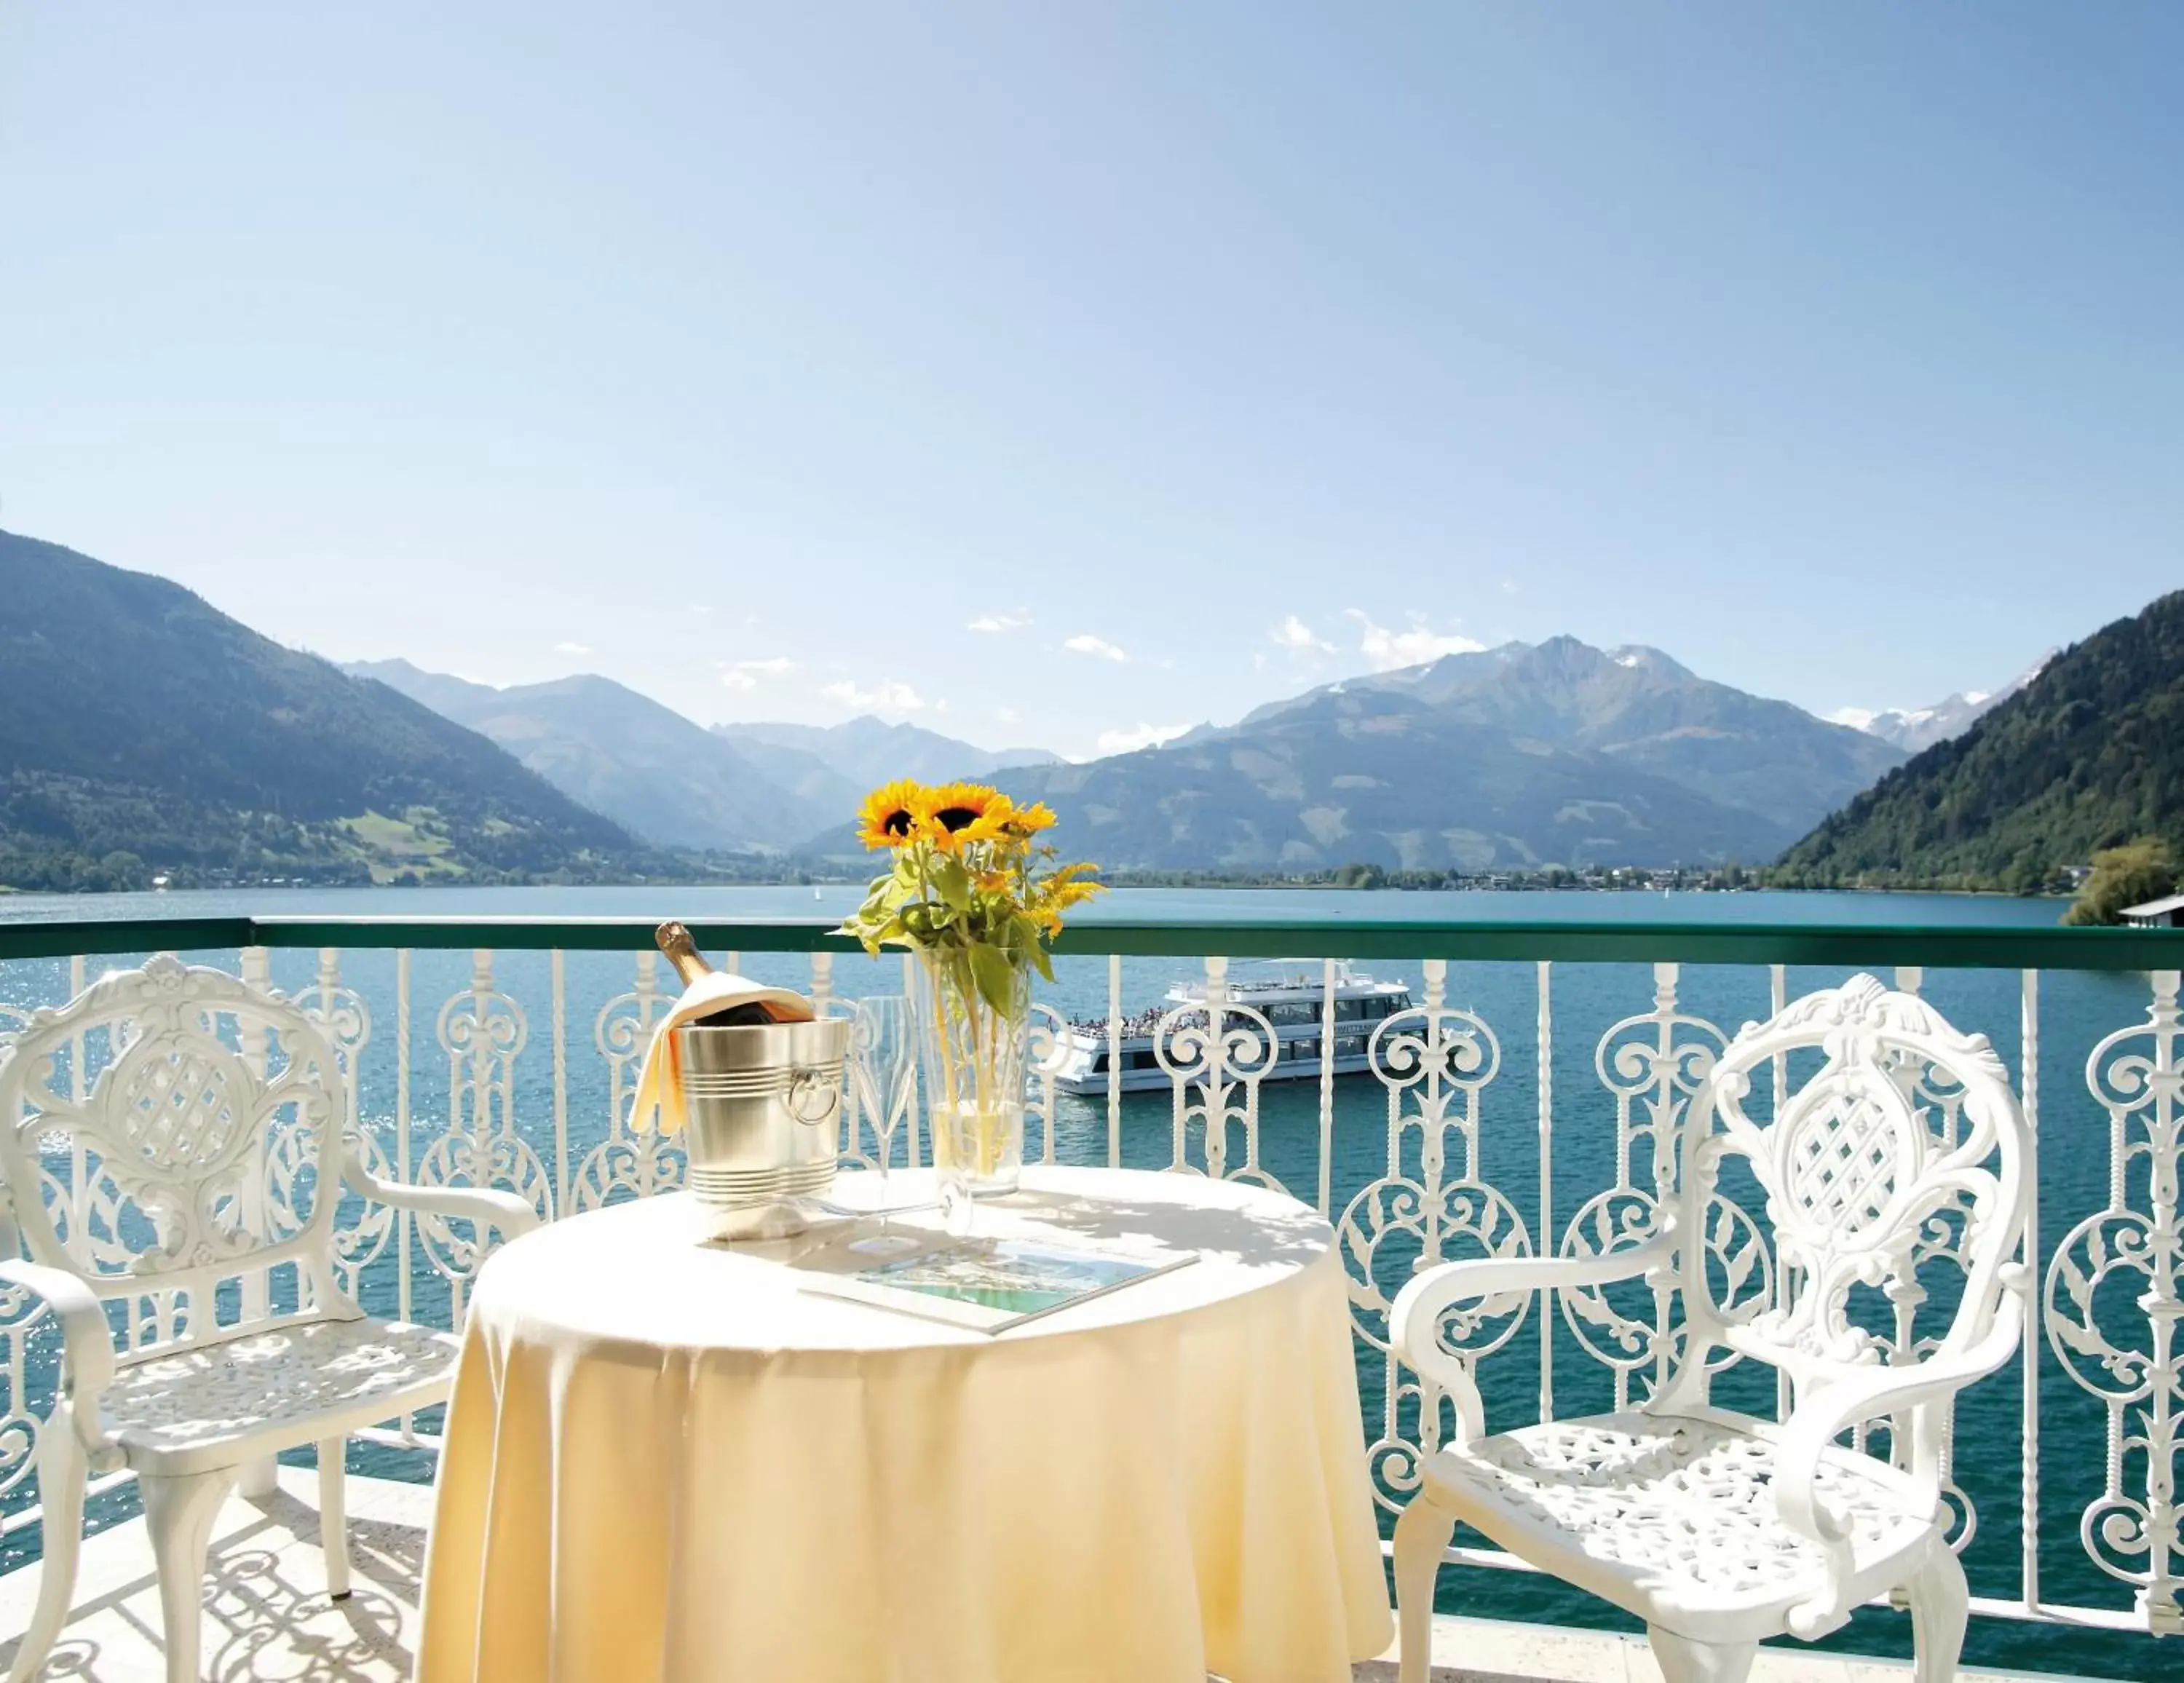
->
xmin=997 ymin=705 xmax=1021 ymax=724
xmin=1270 ymin=614 xmax=1334 ymax=655
xmin=553 ymin=641 xmax=592 ymax=655
xmin=1345 ymin=609 xmax=1486 ymax=673
xmin=1826 ymin=706 xmax=1880 ymax=729
xmin=822 ymin=678 xmax=925 ymax=714
xmin=1096 ymin=721 xmax=1188 ymax=755
xmin=968 ymin=612 xmax=1032 ymax=633
xmin=1064 ymin=633 xmax=1131 ymax=663
xmin=718 ymin=656 xmax=796 ymax=692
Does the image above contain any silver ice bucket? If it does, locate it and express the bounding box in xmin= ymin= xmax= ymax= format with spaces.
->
xmin=676 ymin=1018 xmax=849 ymax=1239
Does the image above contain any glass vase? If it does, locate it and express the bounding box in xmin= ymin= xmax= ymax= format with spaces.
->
xmin=913 ymin=949 xmax=1029 ymax=1200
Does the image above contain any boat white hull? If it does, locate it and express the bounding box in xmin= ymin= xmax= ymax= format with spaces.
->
xmin=1050 ymin=962 xmax=1413 ymax=1098
xmin=1051 ymin=1050 xmax=1380 ymax=1095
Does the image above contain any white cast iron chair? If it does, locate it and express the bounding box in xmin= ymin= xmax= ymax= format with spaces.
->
xmin=0 ymin=956 xmax=539 ymax=1683
xmin=1390 ymin=975 xmax=2030 ymax=1683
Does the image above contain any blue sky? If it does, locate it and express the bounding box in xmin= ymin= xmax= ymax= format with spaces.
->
xmin=3 ymin=4 xmax=2178 ymax=760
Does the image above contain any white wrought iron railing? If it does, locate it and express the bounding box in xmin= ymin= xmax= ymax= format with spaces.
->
xmin=0 ymin=911 xmax=2177 ymax=1673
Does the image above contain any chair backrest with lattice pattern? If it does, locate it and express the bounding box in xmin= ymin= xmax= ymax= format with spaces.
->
xmin=0 ymin=955 xmax=351 ymax=1346
xmin=1661 ymin=974 xmax=2028 ymax=1421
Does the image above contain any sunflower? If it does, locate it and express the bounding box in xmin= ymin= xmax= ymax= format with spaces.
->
xmin=922 ymin=783 xmax=1013 ymax=850
xmin=1002 ymin=800 xmax=1057 ymax=838
xmin=855 ymin=779 xmax=930 ymax=850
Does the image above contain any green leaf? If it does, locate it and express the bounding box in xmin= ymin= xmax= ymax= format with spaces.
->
xmin=968 ymin=940 xmax=1019 ymax=1018
xmin=929 ymin=852 xmax=973 ymax=910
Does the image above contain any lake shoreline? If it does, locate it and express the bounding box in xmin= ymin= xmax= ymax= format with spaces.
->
xmin=0 ymin=879 xmax=2070 ymax=903
xmin=0 ymin=882 xmax=2078 ymax=932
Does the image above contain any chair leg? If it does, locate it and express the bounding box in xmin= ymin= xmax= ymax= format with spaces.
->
xmin=1392 ymin=1493 xmax=1457 ymax=1683
xmin=7 ymin=1411 xmax=88 ymax=1683
xmin=1907 ymin=1542 xmax=1969 ymax=1683
xmin=317 ymin=1437 xmax=351 ymax=1600
xmin=1646 ymin=1626 xmax=1757 ymax=1683
xmin=139 ymin=1468 xmax=237 ymax=1683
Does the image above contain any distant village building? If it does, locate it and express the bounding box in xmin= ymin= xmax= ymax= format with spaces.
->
xmin=2121 ymin=892 xmax=2184 ymax=928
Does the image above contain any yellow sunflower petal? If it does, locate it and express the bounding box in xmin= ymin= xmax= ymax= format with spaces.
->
xmin=1003 ymin=800 xmax=1057 ymax=836
xmin=925 ymin=783 xmax=1012 ymax=850
xmin=855 ymin=779 xmax=931 ymax=850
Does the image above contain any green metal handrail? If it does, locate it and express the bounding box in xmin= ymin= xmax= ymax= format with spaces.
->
xmin=1 ymin=912 xmax=2180 ymax=970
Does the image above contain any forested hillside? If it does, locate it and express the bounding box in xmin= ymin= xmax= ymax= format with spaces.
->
xmin=0 ymin=531 xmax=652 ymax=890
xmin=1776 ymin=590 xmax=2184 ymax=890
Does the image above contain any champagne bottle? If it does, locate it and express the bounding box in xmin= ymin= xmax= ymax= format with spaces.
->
xmin=655 ymin=920 xmax=716 ymax=991
xmin=654 ymin=920 xmax=801 ymax=1026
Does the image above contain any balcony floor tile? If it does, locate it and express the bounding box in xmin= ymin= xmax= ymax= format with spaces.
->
xmin=0 ymin=1468 xmax=423 ymax=1683
xmin=0 ymin=1472 xmax=2113 ymax=1683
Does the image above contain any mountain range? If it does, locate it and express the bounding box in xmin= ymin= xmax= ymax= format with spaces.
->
xmin=346 ymin=661 xmax=1056 ymax=852
xmin=347 ymin=660 xmax=834 ymax=851
xmin=909 ymin=636 xmax=1909 ymax=874
xmin=0 ymin=532 xmax=647 ymax=889
xmin=713 ymin=718 xmax=1056 ymax=789
xmin=1779 ymin=593 xmax=2184 ymax=891
xmin=359 ymin=640 xmax=1941 ymax=873
xmin=0 ymin=528 xmax=2059 ymax=890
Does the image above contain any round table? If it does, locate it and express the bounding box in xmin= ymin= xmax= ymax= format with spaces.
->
xmin=415 ymin=1166 xmax=1391 ymax=1683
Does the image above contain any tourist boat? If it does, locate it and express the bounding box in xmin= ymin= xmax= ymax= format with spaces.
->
xmin=1050 ymin=962 xmax=1415 ymax=1094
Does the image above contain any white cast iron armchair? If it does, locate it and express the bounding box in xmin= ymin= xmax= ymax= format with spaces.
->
xmin=1390 ymin=975 xmax=2030 ymax=1683
xmin=0 ymin=957 xmax=539 ymax=1683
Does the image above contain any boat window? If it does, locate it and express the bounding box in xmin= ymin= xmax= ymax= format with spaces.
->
xmin=1130 ymin=1049 xmax=1159 ymax=1070
xmin=1090 ymin=1053 xmax=1107 ymax=1073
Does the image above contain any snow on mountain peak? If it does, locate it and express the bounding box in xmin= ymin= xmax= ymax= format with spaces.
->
xmin=1831 ymin=654 xmax=2051 ymax=755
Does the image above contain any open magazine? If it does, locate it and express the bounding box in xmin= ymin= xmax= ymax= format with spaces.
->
xmin=791 ymin=1230 xmax=1196 ymax=1334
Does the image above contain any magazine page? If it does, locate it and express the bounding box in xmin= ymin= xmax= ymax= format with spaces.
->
xmin=789 ymin=1230 xmax=1197 ymax=1334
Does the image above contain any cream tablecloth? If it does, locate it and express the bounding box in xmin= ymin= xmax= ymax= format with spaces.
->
xmin=416 ymin=1166 xmax=1390 ymax=1683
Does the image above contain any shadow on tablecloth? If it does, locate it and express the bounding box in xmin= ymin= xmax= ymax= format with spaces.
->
xmin=995 ymin=1187 xmax=1332 ymax=1272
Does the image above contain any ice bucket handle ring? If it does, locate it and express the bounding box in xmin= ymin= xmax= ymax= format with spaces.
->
xmin=786 ymin=1066 xmax=842 ymax=1126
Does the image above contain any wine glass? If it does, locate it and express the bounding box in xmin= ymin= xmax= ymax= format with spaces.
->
xmin=844 ymin=994 xmax=920 ymax=1253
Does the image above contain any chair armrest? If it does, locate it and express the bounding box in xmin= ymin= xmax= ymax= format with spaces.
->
xmin=1390 ymin=1233 xmax=1678 ymax=1441
xmin=0 ymin=1259 xmax=117 ymax=1456
xmin=341 ymin=1160 xmax=542 ymax=1241
xmin=1772 ymin=1294 xmax=2025 ymax=1637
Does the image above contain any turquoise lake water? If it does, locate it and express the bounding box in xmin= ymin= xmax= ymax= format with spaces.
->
xmin=0 ymin=888 xmax=2164 ymax=1676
